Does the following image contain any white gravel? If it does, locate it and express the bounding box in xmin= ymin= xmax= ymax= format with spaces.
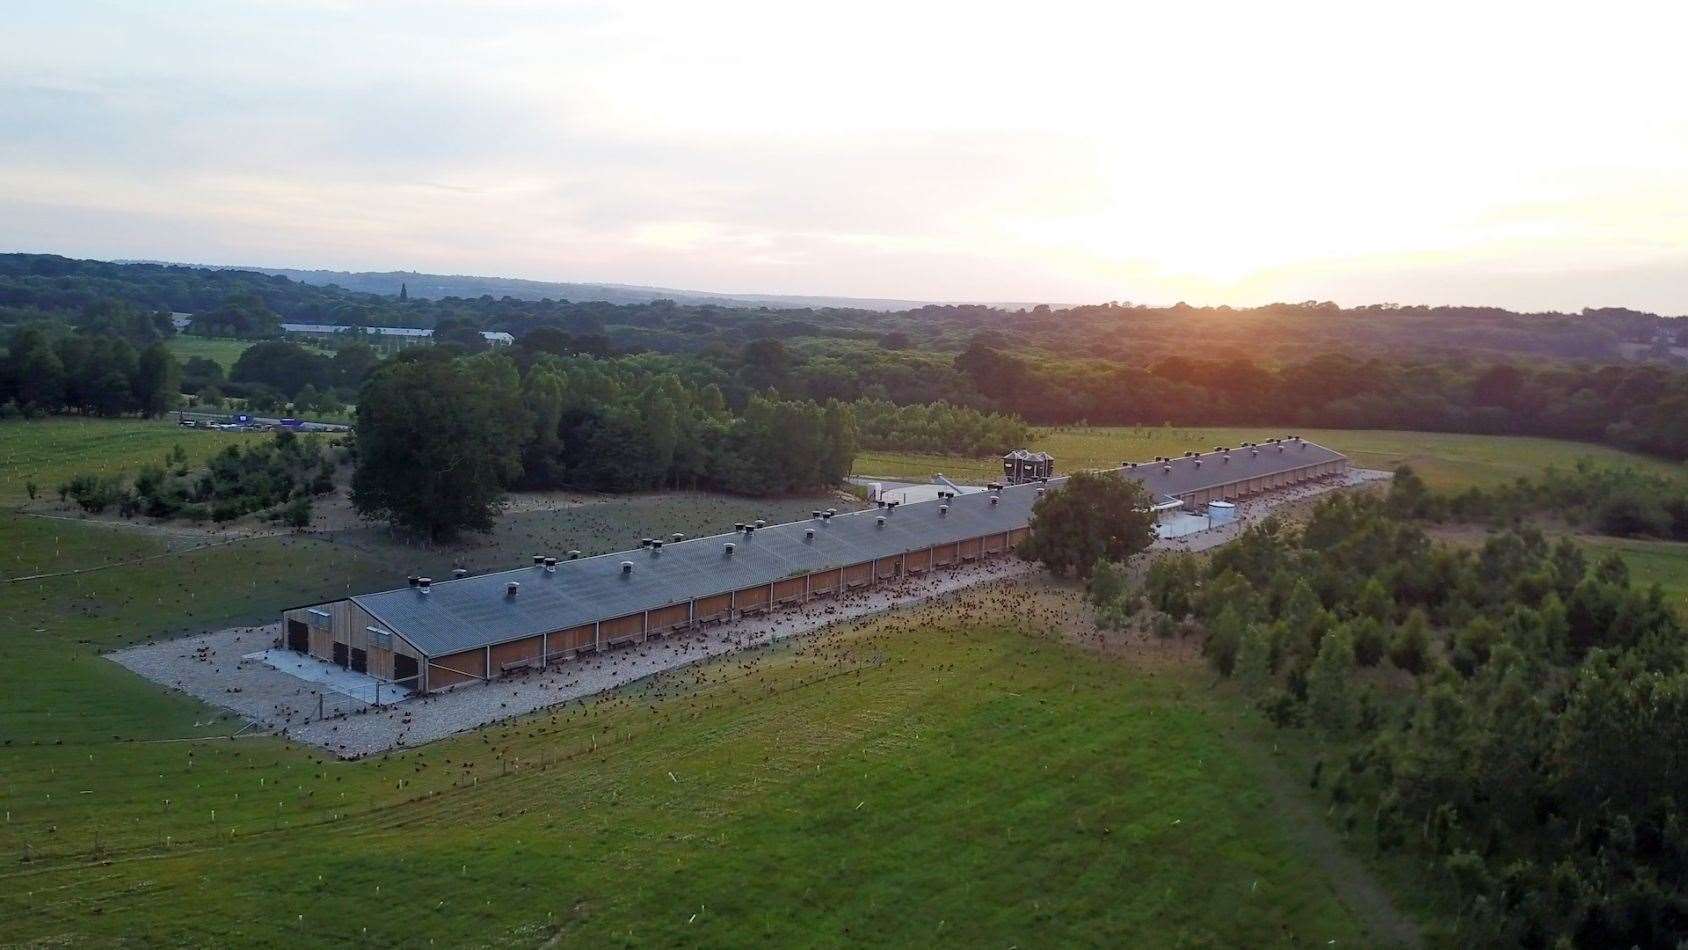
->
xmin=109 ymin=469 xmax=1388 ymax=758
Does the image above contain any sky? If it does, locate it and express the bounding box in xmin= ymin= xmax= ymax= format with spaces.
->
xmin=2 ymin=0 xmax=1687 ymax=312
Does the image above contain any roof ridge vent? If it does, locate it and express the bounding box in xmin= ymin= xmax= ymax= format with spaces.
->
xmin=567 ymin=550 xmax=581 ymax=559
xmin=876 ymin=515 xmax=887 ymax=527
xmin=804 ymin=528 xmax=815 ymax=540
xmin=417 ymin=577 xmax=431 ymax=593
xmin=621 ymin=561 xmax=634 ymax=574
xmin=506 ymin=581 xmax=520 ymax=598
xmin=672 ymin=533 xmax=686 ymax=542
xmin=531 ymin=555 xmax=544 ymax=566
xmin=723 ymin=541 xmax=736 ymax=555
xmin=453 ymin=567 xmax=469 ymax=578
xmin=939 ymin=504 xmax=949 ymax=516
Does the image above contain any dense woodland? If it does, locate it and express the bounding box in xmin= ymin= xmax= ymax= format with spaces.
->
xmin=350 ymin=348 xmax=861 ymax=539
xmin=1078 ymin=488 xmax=1688 ymax=946
xmin=9 ymin=253 xmax=1688 ymax=462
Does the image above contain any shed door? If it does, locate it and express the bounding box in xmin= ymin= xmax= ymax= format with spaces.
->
xmin=286 ymin=620 xmax=309 ymax=652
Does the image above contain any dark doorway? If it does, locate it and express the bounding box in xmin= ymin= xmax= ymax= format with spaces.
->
xmin=332 ymin=642 xmax=349 ymax=668
xmin=286 ymin=620 xmax=309 ymax=653
xmin=394 ymin=653 xmax=420 ymax=686
xmin=350 ymin=648 xmax=368 ymax=674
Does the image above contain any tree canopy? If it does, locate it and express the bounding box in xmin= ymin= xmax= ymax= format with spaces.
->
xmin=1017 ymin=471 xmax=1156 ymax=578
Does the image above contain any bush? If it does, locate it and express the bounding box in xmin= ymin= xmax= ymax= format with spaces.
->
xmin=278 ymin=495 xmax=312 ymax=528
xmin=1389 ymin=611 xmax=1433 ymax=674
xmin=1350 ymin=617 xmax=1387 ymax=668
xmin=63 ymin=473 xmax=125 ymax=513
xmin=1258 ymin=688 xmax=1304 ymax=728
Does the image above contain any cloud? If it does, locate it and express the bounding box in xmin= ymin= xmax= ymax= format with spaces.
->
xmin=1 ymin=0 xmax=1687 ymax=309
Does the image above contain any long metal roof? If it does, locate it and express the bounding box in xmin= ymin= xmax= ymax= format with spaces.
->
xmin=352 ymin=438 xmax=1345 ymax=657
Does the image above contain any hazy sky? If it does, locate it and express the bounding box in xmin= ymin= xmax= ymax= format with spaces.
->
xmin=3 ymin=1 xmax=1687 ymax=311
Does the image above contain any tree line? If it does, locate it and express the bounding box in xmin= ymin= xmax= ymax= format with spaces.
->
xmin=1389 ymin=461 xmax=1688 ymax=540
xmin=952 ymin=341 xmax=1688 ymax=459
xmin=0 ymin=325 xmax=178 ymax=417
xmin=350 ymin=348 xmax=860 ymax=539
xmin=1084 ymin=491 xmax=1688 ymax=945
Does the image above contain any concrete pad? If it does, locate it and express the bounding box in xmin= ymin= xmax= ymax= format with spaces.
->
xmin=248 ymin=649 xmax=412 ymax=706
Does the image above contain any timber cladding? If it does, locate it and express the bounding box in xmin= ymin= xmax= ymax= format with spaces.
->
xmin=734 ymin=584 xmax=772 ymax=611
xmin=601 ymin=613 xmax=645 ymax=644
xmin=906 ymin=547 xmax=933 ymax=572
xmin=694 ymin=593 xmax=732 ymax=622
xmin=773 ymin=577 xmax=806 ymax=602
xmin=429 ymin=647 xmax=488 ymax=689
xmin=808 ymin=569 xmax=841 ymax=594
xmin=843 ymin=562 xmax=873 ymax=587
xmin=490 ymin=636 xmax=543 ymax=673
xmin=551 ymin=624 xmax=595 ymax=654
xmin=648 ymin=603 xmax=690 ymax=632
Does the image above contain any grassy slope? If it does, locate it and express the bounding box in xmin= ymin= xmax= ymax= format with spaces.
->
xmin=0 ymin=602 xmax=1384 ymax=947
xmin=0 ymin=417 xmax=265 ymax=506
xmin=855 ymin=426 xmax=1681 ymax=492
xmin=163 ymin=335 xmax=334 ymax=371
xmin=0 ymin=417 xmax=1408 ymax=945
xmin=1580 ymin=536 xmax=1688 ymax=610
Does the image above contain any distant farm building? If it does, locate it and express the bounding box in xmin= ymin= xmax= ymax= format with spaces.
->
xmin=283 ymin=438 xmax=1347 ymax=695
xmin=277 ymin=323 xmax=515 ymax=351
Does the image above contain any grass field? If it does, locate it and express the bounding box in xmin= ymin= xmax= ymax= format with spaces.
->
xmin=855 ymin=426 xmax=1683 ymax=492
xmin=0 ymin=417 xmax=266 ymax=506
xmin=0 ymin=417 xmax=1478 ymax=944
xmin=163 ymin=335 xmax=333 ymax=370
xmin=0 ymin=582 xmax=1397 ymax=946
xmin=1582 ymin=535 xmax=1688 ymax=610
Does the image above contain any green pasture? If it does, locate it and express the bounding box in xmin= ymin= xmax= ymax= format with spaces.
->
xmin=0 ymin=417 xmax=266 ymax=506
xmin=164 ymin=335 xmax=333 ymax=371
xmin=0 ymin=415 xmax=1453 ymax=945
xmin=855 ymin=426 xmax=1681 ymax=492
xmin=0 ymin=578 xmax=1397 ymax=946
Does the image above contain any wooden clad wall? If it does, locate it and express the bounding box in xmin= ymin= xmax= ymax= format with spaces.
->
xmin=933 ymin=542 xmax=957 ymax=566
xmin=694 ymin=593 xmax=732 ymax=622
xmin=735 ymin=584 xmax=771 ymax=611
xmin=773 ymin=577 xmax=806 ymax=603
xmin=959 ymin=537 xmax=982 ymax=559
xmin=809 ymin=569 xmax=841 ymax=595
xmin=843 ymin=562 xmax=873 ymax=587
xmin=601 ymin=613 xmax=644 ymax=644
xmin=429 ymin=648 xmax=487 ymax=689
xmin=550 ymin=624 xmax=596 ymax=655
xmin=282 ymin=599 xmax=423 ymax=682
xmin=906 ymin=548 xmax=933 ymax=572
xmin=875 ymin=555 xmax=900 ymax=578
xmin=490 ymin=636 xmax=543 ymax=672
xmin=648 ymin=603 xmax=690 ymax=632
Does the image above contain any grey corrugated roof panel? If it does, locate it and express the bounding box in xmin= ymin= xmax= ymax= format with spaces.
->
xmin=1124 ymin=439 xmax=1345 ymax=499
xmin=353 ymin=484 xmax=1044 ymax=657
xmin=352 ymin=440 xmax=1346 ymax=657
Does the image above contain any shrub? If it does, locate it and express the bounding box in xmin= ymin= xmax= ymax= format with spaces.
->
xmin=63 ymin=473 xmax=125 ymax=513
xmin=1389 ymin=611 xmax=1433 ymax=674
